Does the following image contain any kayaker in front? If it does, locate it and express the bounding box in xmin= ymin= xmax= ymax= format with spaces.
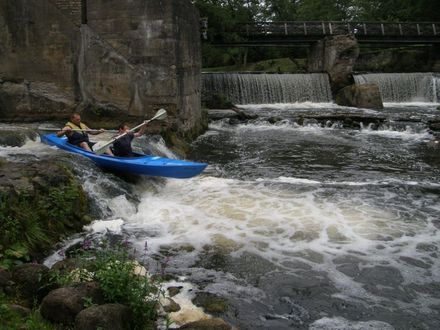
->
xmin=112 ymin=122 xmax=148 ymax=157
xmin=57 ymin=112 xmax=113 ymax=156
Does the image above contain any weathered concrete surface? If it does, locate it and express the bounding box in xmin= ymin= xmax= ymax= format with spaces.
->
xmin=335 ymin=84 xmax=384 ymax=110
xmin=0 ymin=0 xmax=204 ymax=143
xmin=0 ymin=0 xmax=79 ymax=120
xmin=308 ymin=35 xmax=360 ymax=96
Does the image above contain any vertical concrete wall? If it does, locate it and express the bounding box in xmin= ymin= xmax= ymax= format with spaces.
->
xmin=0 ymin=0 xmax=203 ymax=138
xmin=84 ymin=0 xmax=202 ymax=135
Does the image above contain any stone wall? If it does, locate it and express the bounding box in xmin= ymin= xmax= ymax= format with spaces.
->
xmin=0 ymin=0 xmax=79 ymax=119
xmin=308 ymin=35 xmax=359 ymax=96
xmin=50 ymin=0 xmax=82 ymax=25
xmin=0 ymin=0 xmax=203 ymax=140
xmin=85 ymin=0 xmax=202 ymax=136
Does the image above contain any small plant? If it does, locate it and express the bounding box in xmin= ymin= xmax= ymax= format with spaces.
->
xmin=0 ymin=293 xmax=56 ymax=330
xmin=53 ymin=240 xmax=162 ymax=330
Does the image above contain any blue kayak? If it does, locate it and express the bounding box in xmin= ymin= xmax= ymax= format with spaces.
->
xmin=41 ymin=134 xmax=207 ymax=179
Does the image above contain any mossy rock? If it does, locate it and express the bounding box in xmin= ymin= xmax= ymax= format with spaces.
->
xmin=192 ymin=293 xmax=229 ymax=314
xmin=0 ymin=158 xmax=90 ymax=266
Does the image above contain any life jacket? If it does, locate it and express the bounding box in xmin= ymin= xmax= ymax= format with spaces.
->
xmin=65 ymin=121 xmax=90 ymax=145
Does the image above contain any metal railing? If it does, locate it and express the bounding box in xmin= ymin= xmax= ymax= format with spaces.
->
xmin=236 ymin=21 xmax=440 ymax=37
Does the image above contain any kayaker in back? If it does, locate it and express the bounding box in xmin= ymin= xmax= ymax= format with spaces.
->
xmin=56 ymin=112 xmax=114 ymax=155
xmin=112 ymin=122 xmax=147 ymax=157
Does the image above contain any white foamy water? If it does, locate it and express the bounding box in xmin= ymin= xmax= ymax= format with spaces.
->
xmin=119 ymin=175 xmax=440 ymax=315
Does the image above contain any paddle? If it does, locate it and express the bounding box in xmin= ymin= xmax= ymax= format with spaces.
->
xmin=92 ymin=108 xmax=167 ymax=155
xmin=38 ymin=128 xmax=119 ymax=133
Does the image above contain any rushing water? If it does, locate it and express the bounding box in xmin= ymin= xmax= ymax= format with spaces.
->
xmin=354 ymin=73 xmax=440 ymax=103
xmin=202 ymin=73 xmax=333 ymax=104
xmin=2 ymin=102 xmax=440 ymax=329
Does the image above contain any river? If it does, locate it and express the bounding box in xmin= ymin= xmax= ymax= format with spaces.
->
xmin=2 ymin=95 xmax=440 ymax=329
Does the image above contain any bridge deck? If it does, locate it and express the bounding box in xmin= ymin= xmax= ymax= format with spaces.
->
xmin=209 ymin=21 xmax=440 ymax=46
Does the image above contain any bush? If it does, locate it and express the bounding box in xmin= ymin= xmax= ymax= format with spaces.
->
xmin=53 ymin=240 xmax=161 ymax=330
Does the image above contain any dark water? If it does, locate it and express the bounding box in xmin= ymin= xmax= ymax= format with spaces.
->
xmin=4 ymin=103 xmax=440 ymax=329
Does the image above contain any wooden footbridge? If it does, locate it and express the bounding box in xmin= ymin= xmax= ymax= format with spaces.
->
xmin=205 ymin=21 xmax=440 ymax=46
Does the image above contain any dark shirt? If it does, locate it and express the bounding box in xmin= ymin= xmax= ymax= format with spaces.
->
xmin=113 ymin=132 xmax=135 ymax=157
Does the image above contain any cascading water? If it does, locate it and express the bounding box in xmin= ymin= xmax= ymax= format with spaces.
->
xmin=354 ymin=72 xmax=440 ymax=103
xmin=202 ymin=73 xmax=333 ymax=104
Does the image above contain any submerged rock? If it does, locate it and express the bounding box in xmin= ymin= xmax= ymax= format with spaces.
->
xmin=178 ymin=318 xmax=235 ymax=330
xmin=192 ymin=293 xmax=229 ymax=314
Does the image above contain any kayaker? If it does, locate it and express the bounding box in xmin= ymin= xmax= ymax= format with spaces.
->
xmin=112 ymin=122 xmax=147 ymax=157
xmin=56 ymin=112 xmax=114 ymax=155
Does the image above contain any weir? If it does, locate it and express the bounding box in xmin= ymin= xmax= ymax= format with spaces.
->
xmin=202 ymin=73 xmax=333 ymax=104
xmin=354 ymin=73 xmax=440 ymax=102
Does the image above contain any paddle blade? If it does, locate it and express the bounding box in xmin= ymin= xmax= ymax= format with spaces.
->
xmin=152 ymin=108 xmax=167 ymax=121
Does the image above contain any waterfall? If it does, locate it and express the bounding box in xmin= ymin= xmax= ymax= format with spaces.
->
xmin=202 ymin=73 xmax=333 ymax=104
xmin=354 ymin=73 xmax=440 ymax=103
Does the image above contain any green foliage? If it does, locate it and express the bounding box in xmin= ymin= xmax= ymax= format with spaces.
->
xmin=196 ymin=0 xmax=440 ymax=69
xmin=0 ymin=293 xmax=57 ymax=330
xmin=0 ymin=180 xmax=87 ymax=269
xmin=53 ymin=241 xmax=161 ymax=330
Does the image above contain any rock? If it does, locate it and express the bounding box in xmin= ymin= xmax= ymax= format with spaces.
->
xmin=0 ymin=158 xmax=90 ymax=260
xmin=208 ymin=110 xmax=238 ymax=121
xmin=268 ymin=116 xmax=283 ymax=124
xmin=51 ymin=258 xmax=80 ymax=275
xmin=335 ymin=84 xmax=384 ymax=110
xmin=236 ymin=110 xmax=258 ymax=121
xmin=0 ymin=269 xmax=12 ymax=292
xmin=75 ymin=303 xmax=132 ymax=330
xmin=192 ymin=293 xmax=229 ymax=314
xmin=308 ymin=35 xmax=359 ymax=95
xmin=8 ymin=304 xmax=31 ymax=318
xmin=428 ymin=121 xmax=440 ymax=132
xmin=163 ymin=298 xmax=181 ymax=313
xmin=40 ymin=282 xmax=104 ymax=324
xmin=0 ymin=130 xmax=38 ymax=147
xmin=178 ymin=318 xmax=234 ymax=330
xmin=167 ymin=286 xmax=183 ymax=297
xmin=12 ymin=264 xmax=50 ymax=305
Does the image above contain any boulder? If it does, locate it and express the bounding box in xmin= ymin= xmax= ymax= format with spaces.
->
xmin=12 ymin=264 xmax=50 ymax=305
xmin=178 ymin=318 xmax=234 ymax=330
xmin=7 ymin=304 xmax=31 ymax=318
xmin=308 ymin=35 xmax=360 ymax=96
xmin=335 ymin=84 xmax=384 ymax=110
xmin=75 ymin=303 xmax=132 ymax=330
xmin=40 ymin=282 xmax=104 ymax=324
xmin=0 ymin=129 xmax=38 ymax=147
xmin=0 ymin=268 xmax=12 ymax=292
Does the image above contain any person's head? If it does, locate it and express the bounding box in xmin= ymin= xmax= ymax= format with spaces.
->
xmin=70 ymin=112 xmax=81 ymax=125
xmin=118 ymin=123 xmax=130 ymax=133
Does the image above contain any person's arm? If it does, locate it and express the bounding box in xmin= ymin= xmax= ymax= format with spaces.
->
xmin=133 ymin=121 xmax=148 ymax=138
xmin=56 ymin=126 xmax=72 ymax=137
xmin=87 ymin=127 xmax=105 ymax=135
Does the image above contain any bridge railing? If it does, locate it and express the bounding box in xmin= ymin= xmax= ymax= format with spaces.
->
xmin=235 ymin=21 xmax=440 ymax=38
